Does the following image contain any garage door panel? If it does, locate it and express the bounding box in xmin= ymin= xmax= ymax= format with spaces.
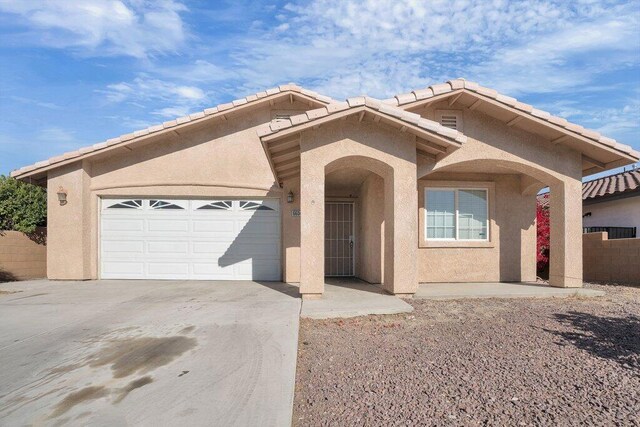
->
xmin=193 ymin=219 xmax=236 ymax=233
xmin=102 ymin=262 xmax=144 ymax=276
xmin=147 ymin=262 xmax=189 ymax=277
xmin=191 ymin=262 xmax=236 ymax=278
xmin=147 ymin=241 xmax=189 ymax=254
xmin=147 ymin=219 xmax=189 ymax=232
xmin=101 ymin=240 xmax=144 ymax=254
xmin=102 ymin=219 xmax=144 ymax=232
xmin=236 ymin=260 xmax=281 ymax=281
xmin=192 ymin=241 xmax=233 ymax=256
xmin=223 ymin=242 xmax=280 ymax=257
xmin=100 ymin=198 xmax=281 ymax=280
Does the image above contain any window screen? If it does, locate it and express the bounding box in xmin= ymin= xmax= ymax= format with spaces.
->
xmin=425 ymin=188 xmax=488 ymax=241
xmin=458 ymin=190 xmax=488 ymax=240
xmin=426 ymin=190 xmax=456 ymax=239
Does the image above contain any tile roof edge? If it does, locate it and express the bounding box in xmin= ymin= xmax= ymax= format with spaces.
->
xmin=388 ymin=78 xmax=640 ymax=161
xmin=11 ymin=84 xmax=337 ymax=178
xmin=259 ymin=95 xmax=466 ymax=144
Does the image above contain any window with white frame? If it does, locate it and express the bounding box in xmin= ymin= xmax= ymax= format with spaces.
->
xmin=425 ymin=188 xmax=488 ymax=240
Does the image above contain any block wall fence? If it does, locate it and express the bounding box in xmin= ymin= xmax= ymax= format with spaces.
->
xmin=0 ymin=228 xmax=46 ymax=282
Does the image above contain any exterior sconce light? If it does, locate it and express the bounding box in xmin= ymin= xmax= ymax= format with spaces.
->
xmin=57 ymin=187 xmax=68 ymax=206
xmin=287 ymin=191 xmax=294 ymax=203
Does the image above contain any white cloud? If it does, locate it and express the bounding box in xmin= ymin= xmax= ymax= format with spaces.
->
xmin=8 ymin=96 xmax=61 ymax=110
xmin=100 ymin=74 xmax=209 ymax=118
xmin=0 ymin=0 xmax=188 ymax=58
xmin=470 ymin=13 xmax=640 ymax=95
xmin=38 ymin=127 xmax=76 ymax=143
xmin=90 ymin=0 xmax=640 ymax=139
xmin=226 ymin=0 xmax=639 ymax=99
xmin=536 ymin=94 xmax=640 ymax=143
xmin=158 ymin=60 xmax=234 ymax=83
xmin=172 ymin=86 xmax=205 ymax=100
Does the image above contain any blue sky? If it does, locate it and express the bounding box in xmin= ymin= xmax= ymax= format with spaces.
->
xmin=1 ymin=0 xmax=639 ymax=178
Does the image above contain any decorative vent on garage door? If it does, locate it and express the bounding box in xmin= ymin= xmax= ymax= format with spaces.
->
xmin=197 ymin=201 xmax=233 ymax=210
xmin=239 ymin=201 xmax=274 ymax=211
xmin=150 ymin=200 xmax=185 ymax=210
xmin=105 ymin=199 xmax=143 ymax=209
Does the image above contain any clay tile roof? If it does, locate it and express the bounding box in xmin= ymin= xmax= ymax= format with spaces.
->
xmin=387 ymin=78 xmax=640 ymax=161
xmin=258 ymin=96 xmax=467 ymax=145
xmin=11 ymin=84 xmax=337 ymax=178
xmin=538 ymin=168 xmax=640 ymax=207
xmin=582 ymin=169 xmax=640 ymax=201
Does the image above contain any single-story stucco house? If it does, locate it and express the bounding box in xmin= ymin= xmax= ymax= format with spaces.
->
xmin=11 ymin=79 xmax=640 ymax=298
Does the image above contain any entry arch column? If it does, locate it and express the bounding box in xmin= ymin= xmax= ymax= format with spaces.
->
xmin=383 ymin=163 xmax=418 ymax=296
xmin=549 ymin=178 xmax=583 ymax=287
xmin=299 ymin=148 xmax=325 ymax=298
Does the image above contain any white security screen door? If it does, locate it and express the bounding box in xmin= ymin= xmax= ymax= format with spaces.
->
xmin=100 ymin=198 xmax=281 ymax=280
xmin=324 ymin=202 xmax=355 ymax=277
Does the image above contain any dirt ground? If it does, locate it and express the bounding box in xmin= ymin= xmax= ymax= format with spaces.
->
xmin=293 ymin=283 xmax=640 ymax=426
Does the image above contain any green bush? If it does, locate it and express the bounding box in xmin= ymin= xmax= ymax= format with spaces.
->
xmin=0 ymin=175 xmax=47 ymax=233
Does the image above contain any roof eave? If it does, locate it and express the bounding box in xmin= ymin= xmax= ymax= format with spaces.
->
xmin=260 ymin=105 xmax=464 ymax=149
xmin=11 ymin=89 xmax=332 ymax=181
xmin=392 ymin=85 xmax=639 ymax=173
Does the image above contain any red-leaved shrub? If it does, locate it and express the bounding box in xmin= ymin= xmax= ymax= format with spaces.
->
xmin=536 ymin=195 xmax=550 ymax=272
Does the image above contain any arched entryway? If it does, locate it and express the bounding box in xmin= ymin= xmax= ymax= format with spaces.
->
xmin=324 ymin=157 xmax=390 ymax=286
xmin=300 ymin=152 xmax=418 ymax=298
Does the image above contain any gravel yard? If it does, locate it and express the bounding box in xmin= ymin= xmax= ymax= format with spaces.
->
xmin=293 ymin=284 xmax=640 ymax=426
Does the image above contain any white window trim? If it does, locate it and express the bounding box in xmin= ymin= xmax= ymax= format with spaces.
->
xmin=425 ymin=187 xmax=489 ymax=242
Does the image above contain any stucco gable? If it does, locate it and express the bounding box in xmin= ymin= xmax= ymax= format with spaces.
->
xmin=258 ymin=96 xmax=466 ymax=144
xmin=11 ymin=84 xmax=336 ymax=180
xmin=388 ymin=78 xmax=639 ymax=173
xmin=257 ymin=96 xmax=467 ymax=182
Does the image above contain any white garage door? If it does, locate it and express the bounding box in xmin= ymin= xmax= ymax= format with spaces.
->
xmin=100 ymin=198 xmax=281 ymax=280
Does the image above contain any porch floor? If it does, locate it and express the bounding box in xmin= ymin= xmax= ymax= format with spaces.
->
xmin=415 ymin=281 xmax=605 ymax=300
xmin=300 ymin=278 xmax=414 ymax=319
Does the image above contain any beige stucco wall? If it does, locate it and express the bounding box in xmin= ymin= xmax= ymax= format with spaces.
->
xmin=0 ymin=228 xmax=46 ymax=281
xmin=583 ymin=232 xmax=640 ymax=284
xmin=282 ymin=176 xmax=301 ymax=283
xmin=418 ymin=102 xmax=583 ymax=287
xmin=46 ymin=99 xmax=311 ymax=280
xmin=48 ymin=161 xmax=92 ymax=280
xmin=299 ymin=118 xmax=418 ymax=295
xmin=356 ymin=173 xmax=385 ymax=284
xmin=417 ymin=173 xmax=537 ymax=283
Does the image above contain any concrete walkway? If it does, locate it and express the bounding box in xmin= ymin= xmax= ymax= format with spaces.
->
xmin=0 ymin=280 xmax=301 ymax=427
xmin=415 ymin=282 xmax=606 ymax=300
xmin=300 ymin=279 xmax=414 ymax=319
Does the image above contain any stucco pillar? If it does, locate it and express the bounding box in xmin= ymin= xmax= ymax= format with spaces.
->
xmin=299 ymin=151 xmax=325 ymax=298
xmin=549 ymin=178 xmax=583 ymax=287
xmin=47 ymin=161 xmax=92 ymax=280
xmin=383 ymin=166 xmax=418 ymax=296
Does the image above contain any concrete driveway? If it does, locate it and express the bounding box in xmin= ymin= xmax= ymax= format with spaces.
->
xmin=0 ymin=280 xmax=301 ymax=426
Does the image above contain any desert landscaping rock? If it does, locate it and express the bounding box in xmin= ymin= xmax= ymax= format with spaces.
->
xmin=293 ymin=284 xmax=640 ymax=426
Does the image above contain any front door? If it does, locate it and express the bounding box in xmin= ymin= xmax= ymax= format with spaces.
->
xmin=324 ymin=202 xmax=355 ymax=276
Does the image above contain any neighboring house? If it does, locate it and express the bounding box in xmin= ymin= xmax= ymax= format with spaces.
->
xmin=538 ymin=168 xmax=640 ymax=238
xmin=11 ymin=79 xmax=639 ymax=297
xmin=582 ymin=169 xmax=639 ymax=238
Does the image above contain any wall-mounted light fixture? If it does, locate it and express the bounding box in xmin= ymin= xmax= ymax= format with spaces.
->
xmin=57 ymin=186 xmax=68 ymax=206
xmin=287 ymin=190 xmax=294 ymax=203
